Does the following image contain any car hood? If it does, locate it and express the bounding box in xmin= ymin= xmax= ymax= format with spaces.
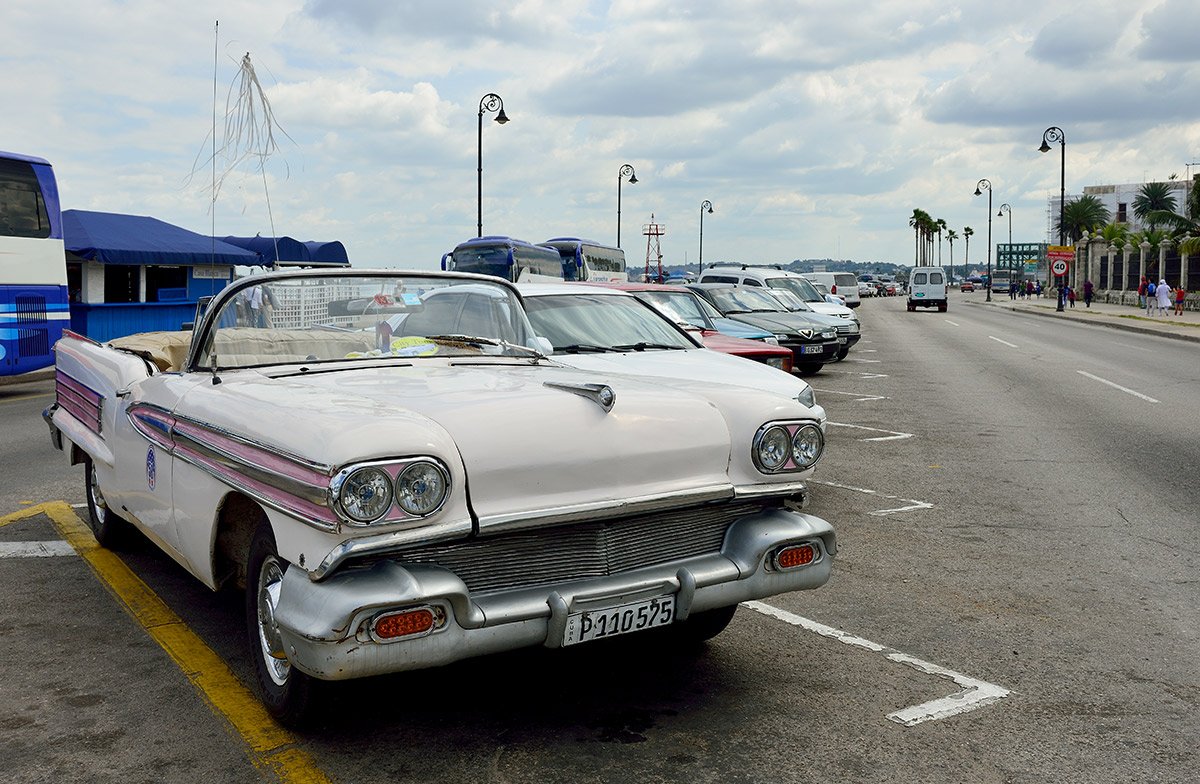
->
xmin=551 ymin=348 xmax=812 ymax=404
xmin=726 ymin=312 xmax=832 ymax=336
xmin=179 ymin=361 xmax=738 ymax=530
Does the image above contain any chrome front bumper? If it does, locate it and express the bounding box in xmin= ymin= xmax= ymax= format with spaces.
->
xmin=273 ymin=507 xmax=836 ymax=681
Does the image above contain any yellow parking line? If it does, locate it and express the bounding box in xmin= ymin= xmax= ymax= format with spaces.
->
xmin=4 ymin=502 xmax=332 ymax=784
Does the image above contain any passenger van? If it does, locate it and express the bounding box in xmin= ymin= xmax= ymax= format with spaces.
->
xmin=906 ymin=266 xmax=948 ymax=312
xmin=800 ymin=272 xmax=861 ymax=308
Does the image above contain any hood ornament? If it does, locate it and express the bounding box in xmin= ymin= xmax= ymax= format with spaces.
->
xmin=798 ymin=329 xmax=814 ymax=339
xmin=544 ymin=381 xmax=616 ymax=413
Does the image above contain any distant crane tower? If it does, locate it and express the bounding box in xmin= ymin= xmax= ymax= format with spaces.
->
xmin=643 ymin=214 xmax=666 ymax=283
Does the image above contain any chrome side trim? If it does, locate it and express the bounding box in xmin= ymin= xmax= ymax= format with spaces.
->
xmin=475 ymin=485 xmax=735 ymax=534
xmin=732 ymin=481 xmax=809 ymax=499
xmin=310 ymin=517 xmax=477 ymax=580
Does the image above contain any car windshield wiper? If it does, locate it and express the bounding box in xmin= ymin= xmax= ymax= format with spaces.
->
xmin=423 ymin=334 xmax=545 ymax=359
xmin=558 ymin=343 xmax=618 ymax=353
xmin=611 ymin=342 xmax=684 ymax=351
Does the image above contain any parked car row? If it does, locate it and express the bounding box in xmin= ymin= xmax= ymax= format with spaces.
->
xmin=45 ymin=267 xmax=839 ymax=725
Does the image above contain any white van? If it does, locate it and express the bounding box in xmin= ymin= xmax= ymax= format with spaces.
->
xmin=698 ymin=265 xmax=858 ymax=320
xmin=801 ymin=272 xmax=861 ymax=308
xmin=906 ymin=266 xmax=948 ymax=312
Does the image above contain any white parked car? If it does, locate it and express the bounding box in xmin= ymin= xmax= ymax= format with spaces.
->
xmin=516 ymin=283 xmax=826 ymax=421
xmin=44 ymin=268 xmax=837 ymax=725
xmin=698 ymin=264 xmax=860 ymax=325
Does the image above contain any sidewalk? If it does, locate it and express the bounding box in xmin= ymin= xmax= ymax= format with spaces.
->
xmin=966 ymin=293 xmax=1200 ymax=344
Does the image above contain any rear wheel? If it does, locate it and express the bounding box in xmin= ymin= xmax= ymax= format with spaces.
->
xmin=84 ymin=457 xmax=132 ymax=548
xmin=246 ymin=522 xmax=319 ymax=726
xmin=938 ymin=302 xmax=948 ymax=312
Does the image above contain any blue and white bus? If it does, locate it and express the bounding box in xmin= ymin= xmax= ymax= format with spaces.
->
xmin=541 ymin=237 xmax=627 ymax=282
xmin=0 ymin=151 xmax=67 ymax=377
xmin=442 ymin=236 xmax=566 ymax=282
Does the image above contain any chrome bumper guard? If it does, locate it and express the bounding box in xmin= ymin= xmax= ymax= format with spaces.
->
xmin=273 ymin=507 xmax=836 ymax=681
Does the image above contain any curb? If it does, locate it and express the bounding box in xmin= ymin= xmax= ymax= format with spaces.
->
xmin=0 ymin=369 xmax=54 ymax=388
xmin=965 ymin=300 xmax=1200 ymax=344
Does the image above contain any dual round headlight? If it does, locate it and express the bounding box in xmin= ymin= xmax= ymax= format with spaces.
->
xmin=754 ymin=423 xmax=824 ymax=472
xmin=337 ymin=460 xmax=449 ymax=524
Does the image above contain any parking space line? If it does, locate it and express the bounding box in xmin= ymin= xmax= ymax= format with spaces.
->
xmin=743 ymin=601 xmax=1010 ymax=726
xmin=809 ymin=479 xmax=932 ymax=516
xmin=2 ymin=502 xmax=331 ymax=784
xmin=0 ymin=541 xmax=77 ymax=557
xmin=987 ymin=336 xmax=1018 ymax=348
xmin=827 ymin=422 xmax=912 ymax=441
xmin=944 ymin=319 xmax=960 ymax=326
xmin=1076 ymin=370 xmax=1159 ymax=403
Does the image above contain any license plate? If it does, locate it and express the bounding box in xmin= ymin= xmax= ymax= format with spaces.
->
xmin=562 ymin=596 xmax=675 ymax=646
xmin=801 ymin=344 xmax=823 ymax=354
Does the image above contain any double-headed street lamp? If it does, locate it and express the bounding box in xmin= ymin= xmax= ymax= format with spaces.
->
xmin=1039 ymin=126 xmax=1066 ymax=311
xmin=974 ymin=178 xmax=993 ymax=302
xmin=477 ymin=93 xmax=510 ymax=237
xmin=699 ymin=200 xmax=714 ymax=268
xmin=617 ymin=163 xmax=638 ymax=248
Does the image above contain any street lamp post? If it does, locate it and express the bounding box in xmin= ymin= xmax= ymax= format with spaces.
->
xmin=699 ymin=200 xmax=713 ymax=268
xmin=1040 ymin=126 xmax=1066 ymax=311
xmin=617 ymin=164 xmax=638 ymax=248
xmin=477 ymin=93 xmax=509 ymax=238
xmin=998 ymin=203 xmax=1012 ymax=289
xmin=974 ymin=179 xmax=993 ymax=303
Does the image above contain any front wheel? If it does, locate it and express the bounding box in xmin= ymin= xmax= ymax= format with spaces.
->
xmin=796 ymin=364 xmax=823 ymax=377
xmin=835 ymin=346 xmax=850 ymax=361
xmin=246 ymin=522 xmax=319 ymax=726
xmin=84 ymin=457 xmax=132 ymax=548
xmin=668 ymin=605 xmax=738 ymax=645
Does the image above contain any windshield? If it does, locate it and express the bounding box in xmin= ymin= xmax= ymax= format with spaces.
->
xmin=523 ymin=294 xmax=695 ymax=351
xmin=449 ymin=246 xmax=512 ymax=280
xmin=765 ymin=276 xmax=823 ymax=303
xmin=765 ymin=289 xmax=812 ymax=312
xmin=634 ymin=290 xmax=713 ymax=329
xmin=706 ymin=287 xmax=787 ymax=314
xmin=195 ymin=273 xmax=538 ymax=370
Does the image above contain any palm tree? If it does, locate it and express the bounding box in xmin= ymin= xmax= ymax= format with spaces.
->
xmin=909 ymin=209 xmax=931 ymax=265
xmin=1128 ymin=228 xmax=1170 ymax=278
xmin=936 ymin=218 xmax=947 ymax=266
xmin=1058 ymin=195 xmax=1110 ymax=243
xmin=1133 ymin=182 xmax=1178 ymax=230
xmin=963 ymin=226 xmax=974 ymax=280
xmin=946 ymin=229 xmax=958 ymax=270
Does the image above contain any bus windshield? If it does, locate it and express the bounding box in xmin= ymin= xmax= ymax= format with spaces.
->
xmin=543 ymin=238 xmax=626 ymax=282
xmin=449 ymin=245 xmax=512 ymax=280
xmin=0 ymin=150 xmax=67 ymax=377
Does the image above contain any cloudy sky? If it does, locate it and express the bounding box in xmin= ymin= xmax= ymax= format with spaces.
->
xmin=5 ymin=0 xmax=1199 ymax=270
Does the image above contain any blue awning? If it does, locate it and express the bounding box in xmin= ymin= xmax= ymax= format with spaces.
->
xmin=64 ymin=210 xmax=259 ymax=266
xmin=221 ymin=235 xmax=350 ymax=266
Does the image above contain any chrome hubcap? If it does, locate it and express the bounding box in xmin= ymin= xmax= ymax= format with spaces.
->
xmin=256 ymin=555 xmax=290 ymax=686
xmin=88 ymin=468 xmax=108 ymax=523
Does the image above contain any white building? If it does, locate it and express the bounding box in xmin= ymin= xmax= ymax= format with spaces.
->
xmin=1046 ymin=178 xmax=1192 ymax=240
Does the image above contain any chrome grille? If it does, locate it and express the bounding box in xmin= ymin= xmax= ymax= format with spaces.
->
xmin=379 ymin=501 xmax=770 ymax=593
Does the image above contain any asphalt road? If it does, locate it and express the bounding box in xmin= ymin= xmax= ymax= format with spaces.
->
xmin=1 ymin=292 xmax=1196 ymax=783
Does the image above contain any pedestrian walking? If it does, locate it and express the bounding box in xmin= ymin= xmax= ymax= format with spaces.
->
xmin=1083 ymin=279 xmax=1094 ymax=308
xmin=1175 ymin=285 xmax=1187 ymax=316
xmin=1156 ymin=279 xmax=1172 ymax=316
xmin=1145 ymin=280 xmax=1157 ymax=315
xmin=1009 ymin=281 xmax=1018 ymax=300
xmin=1035 ymin=281 xmax=1042 ymax=298
xmin=1138 ymin=276 xmax=1147 ymax=309
xmin=1067 ymin=285 xmax=1076 ymax=308
xmin=1026 ymin=280 xmax=1034 ymax=298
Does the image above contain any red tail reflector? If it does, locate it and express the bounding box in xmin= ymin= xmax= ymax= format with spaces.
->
xmin=775 ymin=543 xmax=816 ymax=569
xmin=373 ymin=608 xmax=435 ymax=639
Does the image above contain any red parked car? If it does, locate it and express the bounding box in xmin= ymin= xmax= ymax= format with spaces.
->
xmin=585 ymin=281 xmax=793 ymax=372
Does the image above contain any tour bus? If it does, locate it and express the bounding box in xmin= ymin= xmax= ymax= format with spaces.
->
xmin=442 ymin=236 xmax=567 ymax=282
xmin=989 ymin=269 xmax=1014 ymax=295
xmin=541 ymin=237 xmax=627 ymax=282
xmin=0 ymin=150 xmax=68 ymax=377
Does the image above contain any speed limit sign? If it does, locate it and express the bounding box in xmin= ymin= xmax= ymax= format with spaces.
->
xmin=1050 ymin=258 xmax=1069 ymax=276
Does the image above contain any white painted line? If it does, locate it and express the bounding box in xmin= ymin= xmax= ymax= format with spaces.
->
xmin=70 ymin=502 xmax=87 ymax=509
xmin=988 ymin=335 xmax=1018 ymax=348
xmin=811 ymin=388 xmax=888 ymax=402
xmin=1076 ymin=371 xmax=1159 ymax=403
xmin=0 ymin=540 xmax=77 ymax=558
xmin=743 ymin=601 xmax=1011 ymax=726
xmin=822 ymin=369 xmax=889 ymax=379
xmin=809 ymin=479 xmax=933 ymax=516
xmin=944 ymin=319 xmax=960 ymax=326
xmin=827 ymin=422 xmax=913 ymax=441
xmin=841 ymin=358 xmax=881 ymax=363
